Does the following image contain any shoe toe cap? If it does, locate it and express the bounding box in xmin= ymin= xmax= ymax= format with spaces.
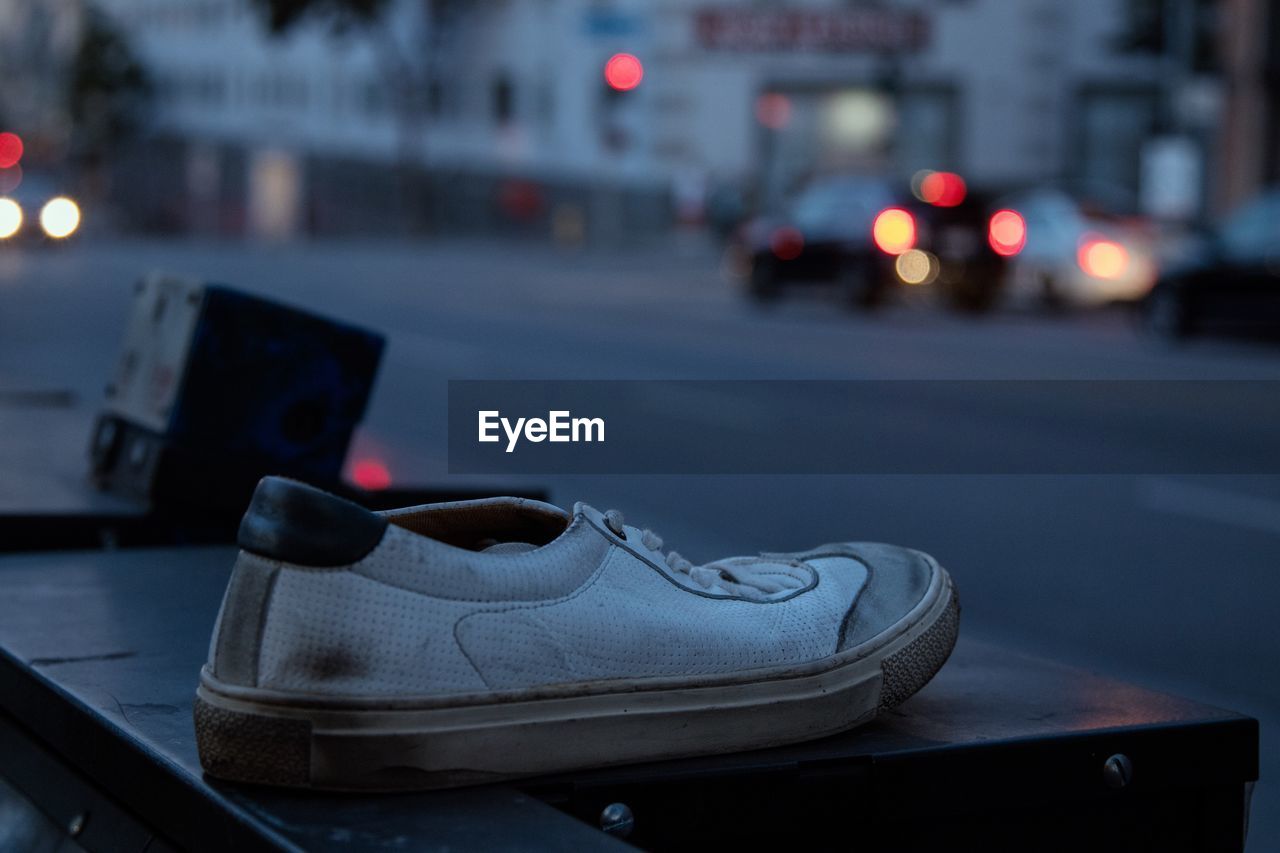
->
xmin=803 ymin=542 xmax=940 ymax=652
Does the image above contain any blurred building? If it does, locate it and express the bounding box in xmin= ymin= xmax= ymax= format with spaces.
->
xmin=0 ymin=0 xmax=85 ymax=164
xmin=93 ymin=0 xmax=1231 ymax=239
xmin=1218 ymin=0 xmax=1279 ymax=213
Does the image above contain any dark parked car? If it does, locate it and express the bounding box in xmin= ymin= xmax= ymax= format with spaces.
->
xmin=734 ymin=176 xmax=898 ymax=307
xmin=1142 ymin=190 xmax=1280 ymax=340
xmin=733 ymin=173 xmax=1016 ymax=311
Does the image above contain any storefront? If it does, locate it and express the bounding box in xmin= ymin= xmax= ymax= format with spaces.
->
xmin=646 ymin=0 xmax=1181 ymax=214
xmin=687 ymin=5 xmax=948 ymax=202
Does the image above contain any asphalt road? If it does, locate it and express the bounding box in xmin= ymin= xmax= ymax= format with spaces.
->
xmin=2 ymin=237 xmax=1279 ymax=846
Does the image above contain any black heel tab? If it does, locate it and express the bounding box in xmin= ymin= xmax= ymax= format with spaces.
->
xmin=238 ymin=476 xmax=388 ymax=566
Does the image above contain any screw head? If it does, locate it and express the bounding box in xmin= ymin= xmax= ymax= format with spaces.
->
xmin=599 ymin=802 xmax=635 ymax=838
xmin=95 ymin=419 xmax=118 ymax=452
xmin=1103 ymin=753 xmax=1133 ymax=789
xmin=128 ymin=437 xmax=149 ymax=469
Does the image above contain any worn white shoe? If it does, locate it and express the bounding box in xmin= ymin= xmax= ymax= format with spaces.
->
xmin=195 ymin=477 xmax=959 ymax=790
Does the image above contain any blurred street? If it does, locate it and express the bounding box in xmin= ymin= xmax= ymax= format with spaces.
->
xmin=2 ymin=237 xmax=1279 ymax=843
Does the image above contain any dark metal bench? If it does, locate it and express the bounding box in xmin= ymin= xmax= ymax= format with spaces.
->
xmin=0 ymin=544 xmax=1257 ymax=851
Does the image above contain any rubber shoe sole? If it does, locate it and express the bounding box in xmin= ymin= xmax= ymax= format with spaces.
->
xmin=194 ymin=565 xmax=958 ymax=791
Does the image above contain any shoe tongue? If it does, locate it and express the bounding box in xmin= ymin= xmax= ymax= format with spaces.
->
xmin=481 ymin=541 xmax=539 ymax=554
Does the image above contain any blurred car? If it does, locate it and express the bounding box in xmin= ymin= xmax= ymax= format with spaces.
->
xmin=1141 ymin=190 xmax=1280 ymax=340
xmin=908 ymin=173 xmax=1013 ymax=312
xmin=732 ymin=172 xmax=1015 ymax=311
xmin=998 ymin=189 xmax=1157 ymax=308
xmin=733 ymin=175 xmax=899 ymax=308
xmin=0 ymin=172 xmax=83 ymax=245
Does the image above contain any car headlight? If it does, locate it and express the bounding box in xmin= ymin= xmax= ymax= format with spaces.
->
xmin=0 ymin=198 xmax=21 ymax=239
xmin=1077 ymin=237 xmax=1129 ymax=279
xmin=40 ymin=197 xmax=80 ymax=239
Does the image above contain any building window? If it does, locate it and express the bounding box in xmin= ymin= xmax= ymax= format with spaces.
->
xmin=492 ymin=73 xmax=514 ymax=125
xmin=895 ymin=86 xmax=959 ymax=175
xmin=1075 ymin=86 xmax=1160 ymax=204
xmin=427 ymin=79 xmax=445 ymax=117
xmin=1189 ymin=0 xmax=1221 ymax=73
xmin=1117 ymin=0 xmax=1165 ymax=53
xmin=536 ymin=76 xmax=555 ymax=129
xmin=363 ymin=80 xmax=389 ymax=116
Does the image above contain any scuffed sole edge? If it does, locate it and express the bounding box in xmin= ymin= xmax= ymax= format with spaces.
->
xmin=879 ymin=588 xmax=960 ymax=711
xmin=194 ymin=699 xmax=311 ymax=787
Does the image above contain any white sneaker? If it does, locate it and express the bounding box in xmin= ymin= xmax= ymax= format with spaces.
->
xmin=195 ymin=477 xmax=959 ymax=790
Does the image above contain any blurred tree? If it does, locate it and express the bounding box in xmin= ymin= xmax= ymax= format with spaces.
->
xmin=1117 ymin=0 xmax=1167 ymax=53
xmin=252 ymin=0 xmax=391 ymax=33
xmin=0 ymin=0 xmax=82 ymax=157
xmin=68 ymin=8 xmax=152 ymax=167
xmin=250 ymin=0 xmax=444 ymax=230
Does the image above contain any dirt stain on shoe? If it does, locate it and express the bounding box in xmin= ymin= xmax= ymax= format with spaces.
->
xmin=289 ymin=648 xmax=364 ymax=681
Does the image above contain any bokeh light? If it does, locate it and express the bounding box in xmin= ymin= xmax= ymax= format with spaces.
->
xmin=604 ymin=53 xmax=644 ymax=91
xmin=498 ymin=179 xmax=544 ymax=220
xmin=770 ymin=226 xmax=804 ymax=260
xmin=0 ymin=199 xmax=22 ymax=239
xmin=824 ymin=91 xmax=891 ymax=150
xmin=988 ymin=209 xmax=1026 ymax=256
xmin=919 ymin=171 xmax=967 ymax=207
xmin=352 ymin=458 xmax=392 ymax=491
xmin=0 ymin=133 xmax=23 ymax=169
xmin=872 ymin=208 xmax=916 ymax=255
xmin=39 ymin=197 xmax=81 ymax=239
xmin=910 ymin=169 xmax=936 ymax=201
xmin=1078 ymin=238 xmax=1129 ymax=279
xmin=896 ymin=249 xmax=939 ymax=285
xmin=755 ymin=93 xmax=792 ymax=130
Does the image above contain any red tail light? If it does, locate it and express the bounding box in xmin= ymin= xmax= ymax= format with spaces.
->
xmin=0 ymin=132 xmax=22 ymax=169
xmin=352 ymin=458 xmax=392 ymax=491
xmin=920 ymin=171 xmax=967 ymax=207
xmin=988 ymin=209 xmax=1026 ymax=256
xmin=872 ymin=208 xmax=916 ymax=255
xmin=770 ymin=226 xmax=804 ymax=260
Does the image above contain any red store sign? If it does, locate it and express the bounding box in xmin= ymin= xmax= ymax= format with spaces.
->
xmin=695 ymin=7 xmax=930 ymax=53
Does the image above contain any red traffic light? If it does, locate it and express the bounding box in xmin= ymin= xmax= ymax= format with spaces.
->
xmin=0 ymin=133 xmax=23 ymax=169
xmin=604 ymin=53 xmax=644 ymax=91
xmin=755 ymin=93 xmax=792 ymax=130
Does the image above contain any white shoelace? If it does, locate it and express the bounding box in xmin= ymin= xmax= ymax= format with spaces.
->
xmin=602 ymin=509 xmax=806 ymax=598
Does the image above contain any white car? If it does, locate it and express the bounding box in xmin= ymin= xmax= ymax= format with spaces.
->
xmin=999 ymin=189 xmax=1156 ymax=308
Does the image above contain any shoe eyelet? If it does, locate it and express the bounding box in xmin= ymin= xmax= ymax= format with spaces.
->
xmin=605 ymin=517 xmax=626 ymax=539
